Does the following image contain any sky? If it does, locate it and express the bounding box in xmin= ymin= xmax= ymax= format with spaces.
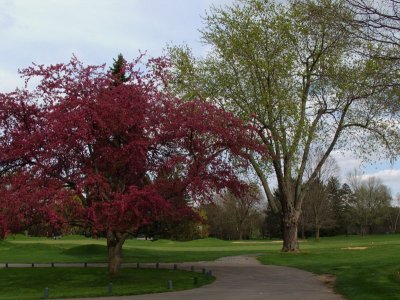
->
xmin=0 ymin=0 xmax=399 ymax=197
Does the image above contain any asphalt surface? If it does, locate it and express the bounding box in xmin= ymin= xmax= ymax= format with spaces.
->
xmin=66 ymin=255 xmax=343 ymax=300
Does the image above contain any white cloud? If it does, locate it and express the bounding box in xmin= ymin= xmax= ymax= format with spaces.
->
xmin=331 ymin=150 xmax=363 ymax=177
xmin=330 ymin=150 xmax=400 ymax=196
xmin=361 ymin=169 xmax=400 ymax=196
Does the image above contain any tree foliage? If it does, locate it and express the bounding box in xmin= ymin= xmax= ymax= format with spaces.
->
xmin=204 ymin=184 xmax=264 ymax=240
xmin=346 ymin=0 xmax=400 ymax=112
xmin=346 ymin=0 xmax=400 ymax=49
xmin=0 ymin=55 xmax=262 ymax=274
xmin=301 ymin=178 xmax=336 ymax=239
xmin=110 ymin=53 xmax=130 ymax=85
xmin=168 ymin=0 xmax=400 ymax=251
xmin=347 ymin=172 xmax=392 ymax=234
xmin=266 ymin=176 xmax=396 ymax=238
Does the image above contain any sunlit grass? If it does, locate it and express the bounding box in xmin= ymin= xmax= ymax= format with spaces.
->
xmin=259 ymin=234 xmax=400 ymax=300
xmin=1 ymin=235 xmax=280 ymax=263
xmin=2 ymin=234 xmax=400 ymax=299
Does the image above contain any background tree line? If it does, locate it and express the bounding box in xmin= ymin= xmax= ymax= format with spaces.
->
xmin=160 ymin=161 xmax=399 ymax=241
xmin=265 ymin=173 xmax=400 ymax=240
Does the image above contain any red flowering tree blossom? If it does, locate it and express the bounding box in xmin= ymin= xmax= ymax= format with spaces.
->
xmin=0 ymin=56 xmax=263 ymax=275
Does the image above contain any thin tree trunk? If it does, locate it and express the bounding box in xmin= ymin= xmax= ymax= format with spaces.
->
xmin=301 ymin=218 xmax=306 ymax=240
xmin=237 ymin=222 xmax=244 ymax=240
xmin=107 ymin=232 xmax=125 ymax=277
xmin=394 ymin=207 xmax=400 ymax=233
xmin=315 ymin=215 xmax=320 ymax=240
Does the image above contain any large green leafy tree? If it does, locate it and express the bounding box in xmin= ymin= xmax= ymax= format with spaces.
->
xmin=347 ymin=174 xmax=393 ymax=235
xmin=168 ymin=0 xmax=399 ymax=251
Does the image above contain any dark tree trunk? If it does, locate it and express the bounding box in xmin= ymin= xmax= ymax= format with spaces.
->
xmin=281 ymin=211 xmax=300 ymax=252
xmin=107 ymin=232 xmax=126 ymax=277
xmin=238 ymin=223 xmax=244 ymax=240
xmin=394 ymin=208 xmax=400 ymax=233
xmin=280 ymin=185 xmax=301 ymax=252
xmin=315 ymin=226 xmax=320 ymax=240
xmin=300 ymin=217 xmax=306 ymax=240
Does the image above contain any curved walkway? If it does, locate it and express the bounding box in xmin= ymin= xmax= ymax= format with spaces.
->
xmin=70 ymin=255 xmax=343 ymax=300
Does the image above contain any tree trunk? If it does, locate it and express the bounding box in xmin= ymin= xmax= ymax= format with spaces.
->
xmin=107 ymin=232 xmax=125 ymax=277
xmin=315 ymin=215 xmax=320 ymax=240
xmin=394 ymin=207 xmax=400 ymax=233
xmin=282 ymin=211 xmax=300 ymax=252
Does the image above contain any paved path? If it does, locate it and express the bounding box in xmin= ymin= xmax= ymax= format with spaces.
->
xmin=68 ymin=255 xmax=343 ymax=300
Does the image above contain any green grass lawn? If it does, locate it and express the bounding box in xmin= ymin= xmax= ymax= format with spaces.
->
xmin=259 ymin=235 xmax=400 ymax=300
xmin=2 ymin=234 xmax=400 ymax=299
xmin=0 ymin=268 xmax=214 ymax=300
xmin=0 ymin=235 xmax=268 ymax=299
xmin=1 ymin=235 xmax=280 ymax=263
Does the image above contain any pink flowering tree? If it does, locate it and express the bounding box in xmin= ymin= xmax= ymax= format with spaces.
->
xmin=0 ymin=55 xmax=264 ymax=275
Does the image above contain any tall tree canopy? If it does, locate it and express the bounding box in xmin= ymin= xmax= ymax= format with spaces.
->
xmin=168 ymin=0 xmax=400 ymax=251
xmin=346 ymin=0 xmax=400 ymax=49
xmin=0 ymin=55 xmax=262 ymax=275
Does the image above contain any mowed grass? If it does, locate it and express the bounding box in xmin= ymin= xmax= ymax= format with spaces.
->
xmin=259 ymin=235 xmax=400 ymax=300
xmin=0 ymin=235 xmax=281 ymax=263
xmin=0 ymin=268 xmax=214 ymax=300
xmin=0 ymin=236 xmax=264 ymax=299
xmin=2 ymin=234 xmax=400 ymax=299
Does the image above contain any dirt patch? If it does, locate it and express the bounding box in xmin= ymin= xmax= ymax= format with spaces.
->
xmin=318 ymin=274 xmax=337 ymax=289
xmin=341 ymin=246 xmax=368 ymax=250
